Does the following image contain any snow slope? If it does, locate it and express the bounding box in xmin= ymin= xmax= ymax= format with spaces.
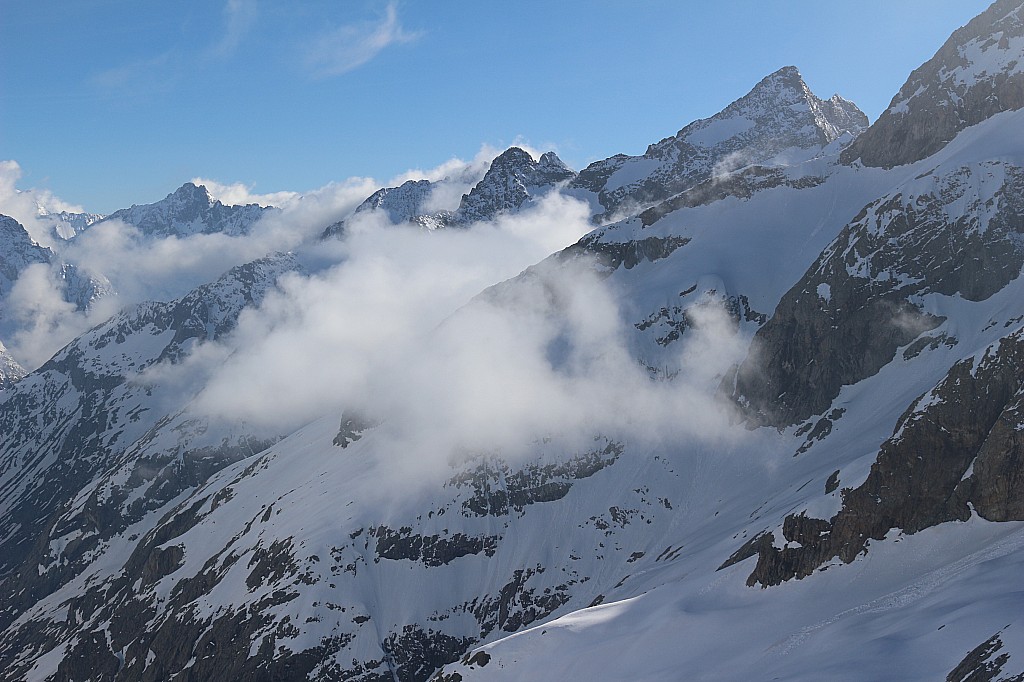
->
xmin=3 ymin=4 xmax=1024 ymax=681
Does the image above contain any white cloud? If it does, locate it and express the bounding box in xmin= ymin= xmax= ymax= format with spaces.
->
xmin=711 ymin=150 xmax=752 ymax=184
xmin=4 ymin=264 xmax=101 ymax=369
xmin=167 ymin=189 xmax=746 ymax=495
xmin=0 ymin=159 xmax=83 ymax=248
xmin=191 ymin=177 xmax=300 ymax=208
xmin=62 ymin=175 xmax=378 ymax=305
xmin=304 ymin=1 xmax=422 ymax=78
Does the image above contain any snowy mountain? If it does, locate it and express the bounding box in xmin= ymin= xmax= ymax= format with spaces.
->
xmin=444 ymin=147 xmax=575 ymax=226
xmin=321 ymin=178 xmax=438 ymax=238
xmin=0 ymin=214 xmax=51 ymax=299
xmin=842 ymin=0 xmax=1024 ymax=168
xmin=41 ymin=209 xmax=105 ymax=240
xmin=0 ymin=254 xmax=299 ymax=655
xmin=0 ymin=339 xmax=25 ymax=389
xmin=3 ymin=3 xmax=1024 ymax=681
xmin=97 ymin=182 xmax=274 ymax=238
xmin=0 ymin=214 xmax=110 ymax=335
xmin=570 ymin=65 xmax=868 ymax=220
xmin=324 ymin=147 xmax=575 ymax=238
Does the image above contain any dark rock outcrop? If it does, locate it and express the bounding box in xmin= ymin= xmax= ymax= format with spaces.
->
xmin=842 ymin=0 xmax=1024 ymax=168
xmin=743 ymin=328 xmax=1024 ymax=587
xmin=731 ymin=163 xmax=1024 ymax=428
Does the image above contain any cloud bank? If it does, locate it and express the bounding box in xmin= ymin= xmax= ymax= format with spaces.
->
xmin=192 ymin=177 xmax=300 ymax=208
xmin=174 ymin=191 xmax=747 ymax=491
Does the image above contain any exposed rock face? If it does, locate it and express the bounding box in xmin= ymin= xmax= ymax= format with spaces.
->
xmin=0 ymin=339 xmax=25 ymax=389
xmin=0 ymin=214 xmax=111 ymax=330
xmin=0 ymin=214 xmax=51 ymax=299
xmin=842 ymin=0 xmax=1024 ymax=168
xmin=731 ymin=162 xmax=1024 ymax=428
xmin=322 ymin=179 xmax=438 ymax=239
xmin=562 ymin=231 xmax=690 ymax=273
xmin=446 ymin=148 xmax=575 ymax=226
xmin=946 ymin=631 xmax=1024 ymax=682
xmin=571 ymin=66 xmax=867 ymax=218
xmin=744 ymin=327 xmax=1024 ymax=587
xmin=98 ymin=182 xmax=273 ymax=237
xmin=323 ymin=148 xmax=574 ymax=238
xmin=0 ymin=254 xmax=297 ymax=636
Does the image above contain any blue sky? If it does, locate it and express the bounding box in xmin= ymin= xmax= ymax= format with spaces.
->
xmin=1 ymin=0 xmax=995 ymax=213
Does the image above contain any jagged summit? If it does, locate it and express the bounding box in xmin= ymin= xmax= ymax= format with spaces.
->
xmin=662 ymin=65 xmax=866 ymax=151
xmin=97 ymin=181 xmax=274 ymax=238
xmin=37 ymin=207 xmax=105 ymax=240
xmin=571 ymin=65 xmax=868 ymax=217
xmin=321 ymin=178 xmax=438 ymax=239
xmin=843 ymin=0 xmax=1024 ymax=167
xmin=358 ymin=179 xmax=435 ymax=221
xmin=170 ymin=181 xmax=212 ymax=204
xmin=323 ymin=147 xmax=576 ymax=238
xmin=447 ymin=146 xmax=576 ymax=225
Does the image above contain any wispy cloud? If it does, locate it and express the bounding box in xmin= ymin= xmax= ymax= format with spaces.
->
xmin=89 ymin=52 xmax=177 ymax=93
xmin=209 ymin=0 xmax=257 ymax=58
xmin=89 ymin=0 xmax=256 ymax=93
xmin=304 ymin=1 xmax=422 ymax=79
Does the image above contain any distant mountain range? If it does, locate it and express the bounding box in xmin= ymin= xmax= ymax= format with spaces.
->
xmin=2 ymin=2 xmax=1024 ymax=680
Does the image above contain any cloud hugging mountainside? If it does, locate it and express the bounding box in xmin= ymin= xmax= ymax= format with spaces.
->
xmin=2 ymin=2 xmax=1024 ymax=681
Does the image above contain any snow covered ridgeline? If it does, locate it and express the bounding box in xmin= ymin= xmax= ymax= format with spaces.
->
xmin=569 ymin=65 xmax=868 ymax=219
xmin=96 ymin=181 xmax=274 ymax=238
xmin=321 ymin=146 xmax=576 ymax=238
xmin=842 ymin=0 xmax=1024 ymax=168
xmin=5 ymin=2 xmax=1024 ymax=680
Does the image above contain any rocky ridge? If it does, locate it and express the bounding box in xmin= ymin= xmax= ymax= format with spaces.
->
xmin=0 ymin=253 xmax=299 ymax=644
xmin=97 ymin=182 xmax=274 ymax=238
xmin=570 ymin=65 xmax=868 ymax=219
xmin=324 ymin=147 xmax=576 ymax=239
xmin=0 ymin=214 xmax=111 ymax=340
xmin=842 ymin=0 xmax=1024 ymax=168
xmin=5 ymin=4 xmax=1024 ymax=680
xmin=444 ymin=148 xmax=575 ymax=226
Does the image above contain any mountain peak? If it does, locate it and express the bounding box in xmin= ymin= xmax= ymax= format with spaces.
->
xmin=707 ymin=64 xmax=863 ymax=143
xmin=842 ymin=0 xmax=1024 ymax=167
xmin=573 ymin=66 xmax=867 ymax=217
xmin=756 ymin=65 xmax=807 ymax=90
xmin=97 ymin=181 xmax=271 ymax=238
xmin=538 ymin=151 xmax=570 ymax=174
xmin=169 ymin=182 xmax=213 ymax=204
xmin=446 ymin=147 xmax=575 ymax=225
xmin=490 ymin=146 xmax=537 ymax=169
